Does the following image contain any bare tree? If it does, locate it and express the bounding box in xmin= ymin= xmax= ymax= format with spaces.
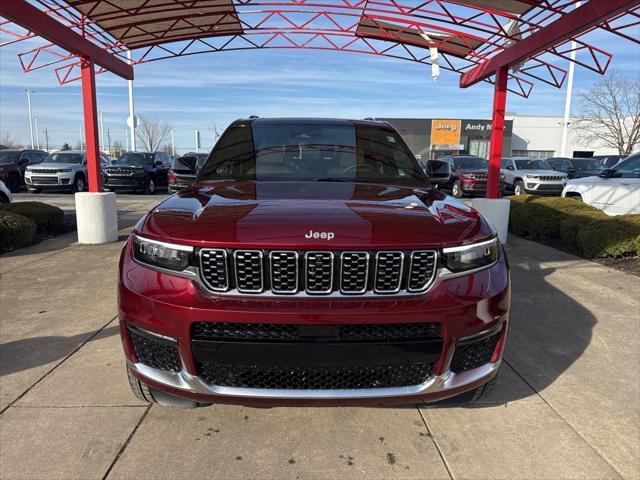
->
xmin=573 ymin=72 xmax=640 ymax=155
xmin=1 ymin=131 xmax=21 ymax=148
xmin=135 ymin=116 xmax=172 ymax=152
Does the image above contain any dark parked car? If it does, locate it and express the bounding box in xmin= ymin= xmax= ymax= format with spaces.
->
xmin=591 ymin=154 xmax=625 ymax=169
xmin=434 ymin=154 xmax=504 ymax=198
xmin=547 ymin=157 xmax=605 ymax=179
xmin=167 ymin=152 xmax=208 ymax=193
xmin=120 ymin=117 xmax=510 ymax=408
xmin=102 ymin=151 xmax=171 ymax=194
xmin=0 ymin=149 xmax=48 ymax=192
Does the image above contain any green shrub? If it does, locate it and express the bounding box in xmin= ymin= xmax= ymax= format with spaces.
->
xmin=559 ymin=209 xmax=607 ymax=247
xmin=0 ymin=210 xmax=36 ymax=251
xmin=526 ymin=197 xmax=603 ymax=240
xmin=505 ymin=194 xmax=539 ymax=224
xmin=0 ymin=202 xmax=64 ymax=234
xmin=576 ymin=214 xmax=640 ymax=258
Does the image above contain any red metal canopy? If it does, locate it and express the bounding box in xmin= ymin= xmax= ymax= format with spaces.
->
xmin=1 ymin=0 xmax=639 ymax=195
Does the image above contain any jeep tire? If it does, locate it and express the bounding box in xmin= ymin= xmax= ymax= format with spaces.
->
xmin=72 ymin=175 xmax=86 ymax=193
xmin=451 ymin=180 xmax=463 ymax=198
xmin=143 ymin=178 xmax=156 ymax=195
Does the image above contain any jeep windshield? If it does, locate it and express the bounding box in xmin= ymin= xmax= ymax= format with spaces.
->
xmin=115 ymin=153 xmax=154 ymax=167
xmin=571 ymin=159 xmax=604 ymax=171
xmin=198 ymin=122 xmax=426 ymax=186
xmin=46 ymin=152 xmax=84 ymax=164
xmin=453 ymin=156 xmax=488 ymax=170
xmin=515 ymin=159 xmax=552 ymax=170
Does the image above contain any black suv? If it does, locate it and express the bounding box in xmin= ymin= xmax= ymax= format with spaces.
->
xmin=167 ymin=152 xmax=208 ymax=193
xmin=0 ymin=149 xmax=48 ymax=192
xmin=547 ymin=157 xmax=605 ymax=179
xmin=102 ymin=151 xmax=171 ymax=194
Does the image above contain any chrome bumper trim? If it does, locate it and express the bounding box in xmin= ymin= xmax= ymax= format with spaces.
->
xmin=127 ymin=359 xmax=500 ymax=400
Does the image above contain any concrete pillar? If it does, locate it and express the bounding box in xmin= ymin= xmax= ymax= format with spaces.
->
xmin=75 ymin=192 xmax=118 ymax=244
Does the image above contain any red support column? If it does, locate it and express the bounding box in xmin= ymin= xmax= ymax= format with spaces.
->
xmin=486 ymin=66 xmax=508 ymax=199
xmin=80 ymin=57 xmax=101 ymax=192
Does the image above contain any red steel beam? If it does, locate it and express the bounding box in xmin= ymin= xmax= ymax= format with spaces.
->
xmin=460 ymin=0 xmax=640 ymax=88
xmin=80 ymin=58 xmax=102 ymax=192
xmin=486 ymin=65 xmax=508 ymax=199
xmin=0 ymin=0 xmax=133 ymax=80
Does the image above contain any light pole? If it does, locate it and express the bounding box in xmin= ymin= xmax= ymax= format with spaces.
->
xmin=80 ymin=124 xmax=84 ymax=149
xmin=25 ymin=89 xmax=35 ymax=148
xmin=171 ymin=129 xmax=175 ymax=156
xmin=127 ymin=50 xmax=136 ymax=151
xmin=560 ymin=0 xmax=581 ymax=157
xmin=34 ymin=116 xmax=40 ymax=149
xmin=99 ymin=110 xmax=105 ymax=151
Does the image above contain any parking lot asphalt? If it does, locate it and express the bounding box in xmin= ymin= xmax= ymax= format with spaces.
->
xmin=1 ymin=193 xmax=639 ymax=479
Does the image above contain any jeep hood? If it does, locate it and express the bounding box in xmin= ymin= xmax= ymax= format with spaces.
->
xmin=139 ymin=181 xmax=494 ymax=249
xmin=520 ymin=169 xmax=565 ymax=176
xmin=28 ymin=162 xmax=81 ymax=169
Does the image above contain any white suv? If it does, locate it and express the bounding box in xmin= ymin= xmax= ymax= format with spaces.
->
xmin=562 ymin=153 xmax=640 ymax=215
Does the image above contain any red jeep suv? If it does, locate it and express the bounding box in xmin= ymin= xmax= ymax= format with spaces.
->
xmin=119 ymin=118 xmax=510 ymax=408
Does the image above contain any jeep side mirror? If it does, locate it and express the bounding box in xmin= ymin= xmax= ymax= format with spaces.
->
xmin=506 ymin=165 xmax=514 ymax=170
xmin=598 ymin=168 xmax=614 ymax=178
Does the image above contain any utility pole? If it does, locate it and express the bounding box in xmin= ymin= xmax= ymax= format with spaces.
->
xmin=34 ymin=117 xmax=40 ymax=149
xmin=107 ymin=128 xmax=111 ymax=157
xmin=44 ymin=128 xmax=49 ymax=152
xmin=127 ymin=50 xmax=136 ymax=152
xmin=195 ymin=129 xmax=201 ymax=153
xmin=25 ymin=89 xmax=35 ymax=148
xmin=124 ymin=127 xmax=129 ymax=151
xmin=171 ymin=129 xmax=175 ymax=156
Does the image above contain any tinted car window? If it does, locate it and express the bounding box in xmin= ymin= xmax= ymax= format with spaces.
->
xmin=571 ymin=159 xmax=603 ymax=172
xmin=46 ymin=152 xmax=84 ymax=164
xmin=199 ymin=123 xmax=426 ymax=186
xmin=514 ymin=159 xmax=552 ymax=170
xmin=116 ymin=152 xmax=154 ymax=166
xmin=453 ymin=156 xmax=488 ymax=169
xmin=613 ymin=156 xmax=640 ymax=178
xmin=0 ymin=150 xmax=20 ymax=164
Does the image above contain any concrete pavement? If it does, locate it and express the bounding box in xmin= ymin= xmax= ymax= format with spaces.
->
xmin=1 ymin=193 xmax=639 ymax=479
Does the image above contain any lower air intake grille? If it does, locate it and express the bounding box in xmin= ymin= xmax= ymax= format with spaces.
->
xmin=191 ymin=322 xmax=441 ymax=342
xmin=130 ymin=330 xmax=180 ymax=372
xmin=197 ymin=362 xmax=434 ymax=389
xmin=450 ymin=331 xmax=501 ymax=373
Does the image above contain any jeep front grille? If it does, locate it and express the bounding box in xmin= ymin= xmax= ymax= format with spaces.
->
xmin=198 ymin=248 xmax=437 ymax=296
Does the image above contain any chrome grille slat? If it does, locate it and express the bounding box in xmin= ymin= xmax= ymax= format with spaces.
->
xmin=198 ymin=248 xmax=436 ymax=296
xmin=234 ymin=250 xmax=264 ymax=293
xmin=408 ymin=251 xmax=437 ymax=292
xmin=305 ymin=251 xmax=334 ymax=294
xmin=340 ymin=252 xmax=369 ymax=294
xmin=270 ymin=251 xmax=298 ymax=294
xmin=374 ymin=251 xmax=404 ymax=293
xmin=199 ymin=249 xmax=229 ymax=292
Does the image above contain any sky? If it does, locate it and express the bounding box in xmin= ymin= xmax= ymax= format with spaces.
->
xmin=0 ymin=24 xmax=638 ymax=154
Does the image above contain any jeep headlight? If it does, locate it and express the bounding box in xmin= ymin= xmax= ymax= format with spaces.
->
xmin=58 ymin=168 xmax=72 ymax=173
xmin=133 ymin=235 xmax=193 ymax=271
xmin=527 ymin=174 xmax=539 ymax=180
xmin=442 ymin=237 xmax=499 ymax=273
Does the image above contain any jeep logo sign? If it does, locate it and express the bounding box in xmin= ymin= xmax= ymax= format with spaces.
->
xmin=305 ymin=229 xmax=335 ymax=240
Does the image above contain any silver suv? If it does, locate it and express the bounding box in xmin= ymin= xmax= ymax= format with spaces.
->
xmin=501 ymin=157 xmax=568 ymax=195
xmin=25 ymin=150 xmax=110 ymax=193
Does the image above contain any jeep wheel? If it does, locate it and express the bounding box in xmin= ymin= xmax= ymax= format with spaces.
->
xmin=72 ymin=176 xmax=86 ymax=193
xmin=27 ymin=187 xmax=41 ymax=194
xmin=513 ymin=180 xmax=525 ymax=196
xmin=6 ymin=174 xmax=21 ymax=193
xmin=143 ymin=178 xmax=156 ymax=195
xmin=451 ymin=180 xmax=463 ymax=198
xmin=127 ymin=368 xmax=211 ymax=408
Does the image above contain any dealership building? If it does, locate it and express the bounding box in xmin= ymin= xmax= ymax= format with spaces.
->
xmin=381 ymin=115 xmax=619 ymax=160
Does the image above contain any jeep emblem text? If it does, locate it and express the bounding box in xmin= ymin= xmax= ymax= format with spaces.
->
xmin=305 ymin=229 xmax=335 ymax=240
